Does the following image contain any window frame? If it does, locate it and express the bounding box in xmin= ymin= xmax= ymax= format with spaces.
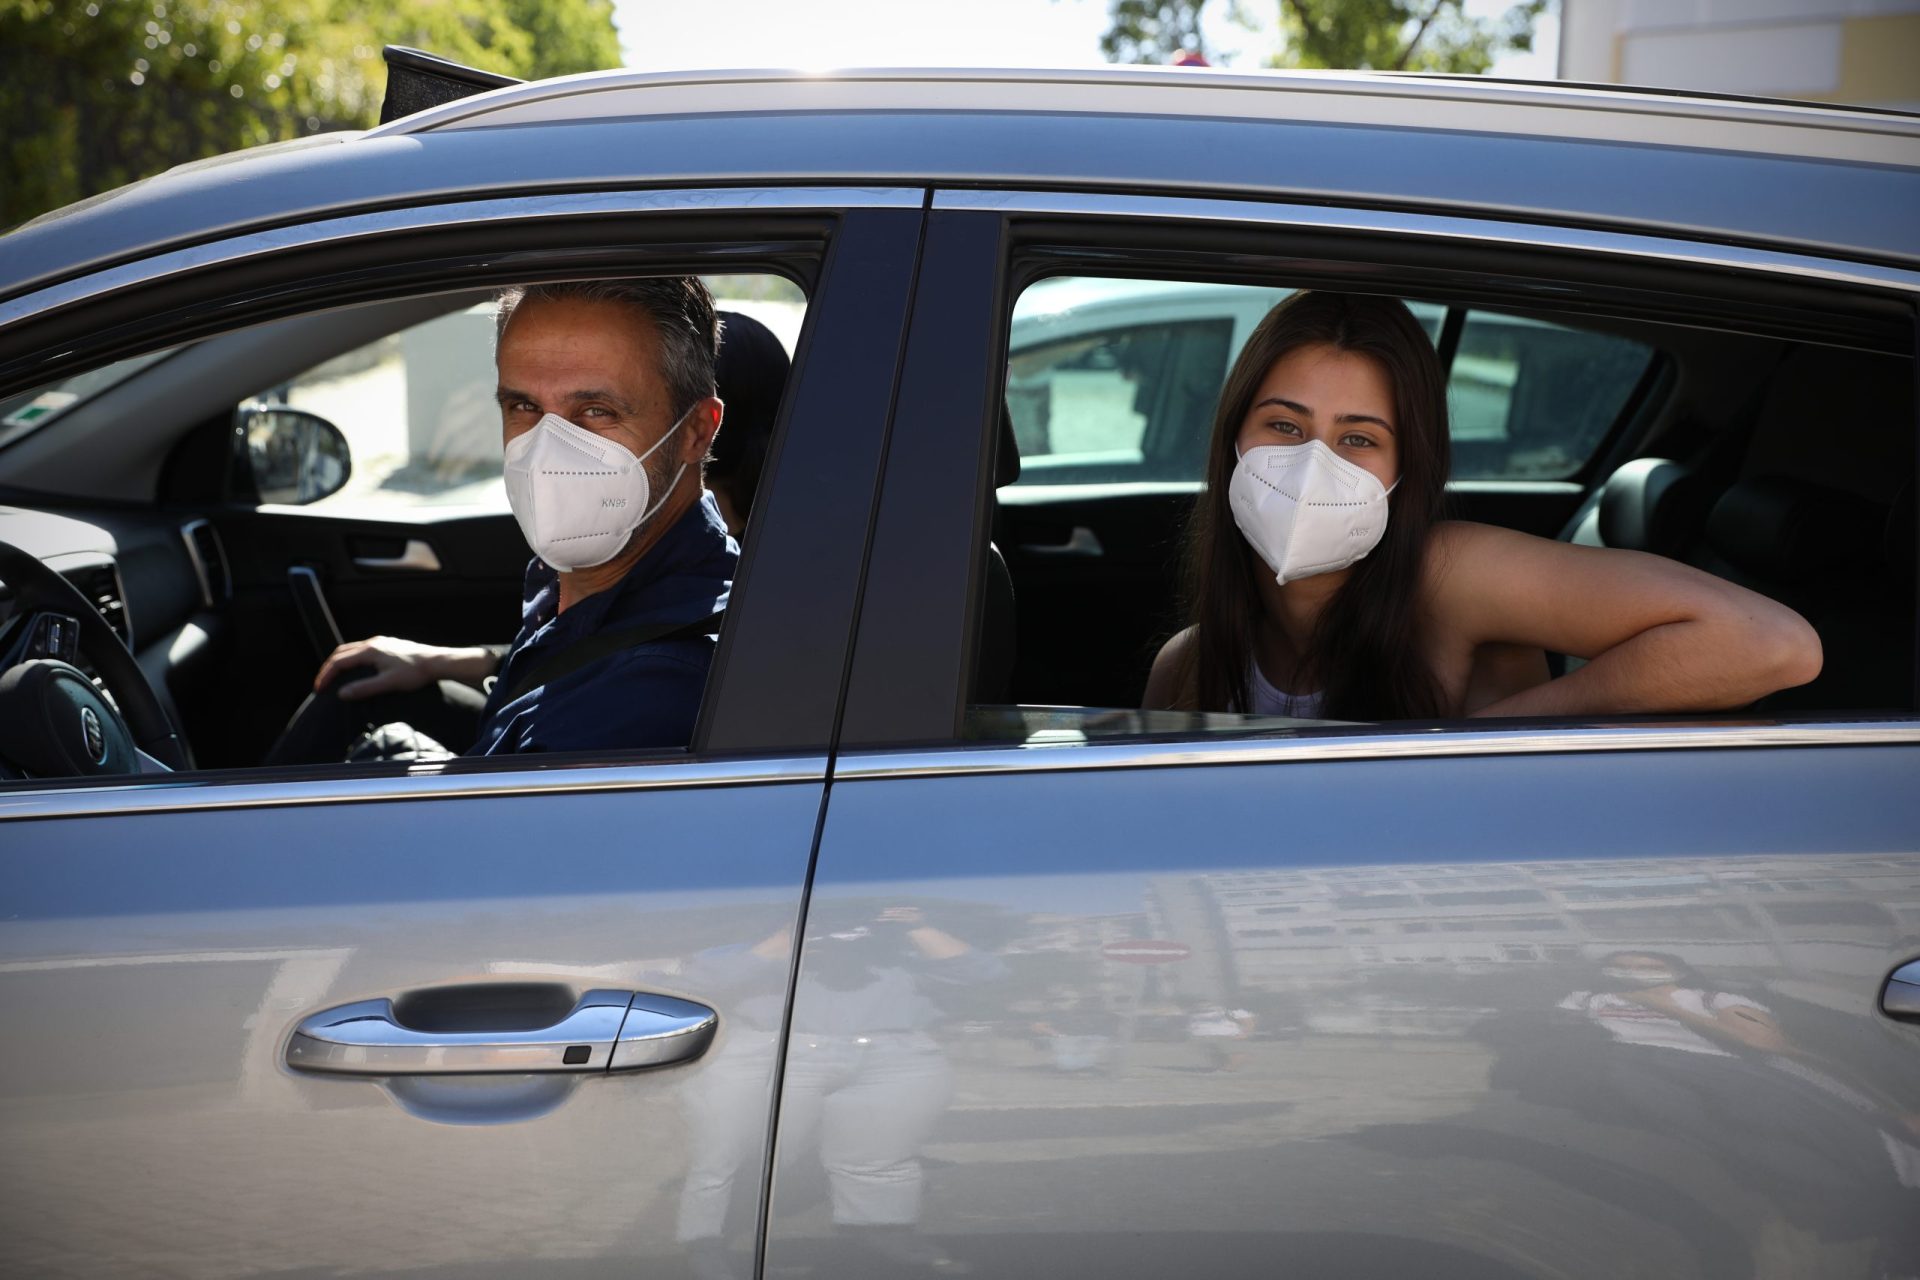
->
xmin=835 ymin=189 xmax=1920 ymax=756
xmin=0 ymin=187 xmax=930 ymax=813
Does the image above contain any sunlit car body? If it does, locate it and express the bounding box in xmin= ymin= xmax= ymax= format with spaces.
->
xmin=2 ymin=65 xmax=1918 ymax=1278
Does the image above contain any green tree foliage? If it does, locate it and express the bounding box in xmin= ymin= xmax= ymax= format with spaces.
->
xmin=1101 ymin=0 xmax=1545 ymax=73
xmin=1 ymin=0 xmax=620 ymax=229
xmin=1102 ymin=0 xmax=1211 ymax=65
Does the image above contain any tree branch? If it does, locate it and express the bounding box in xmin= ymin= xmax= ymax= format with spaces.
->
xmin=1394 ymin=0 xmax=1448 ymax=70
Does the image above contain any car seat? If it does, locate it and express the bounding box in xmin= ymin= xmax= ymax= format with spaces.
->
xmin=708 ymin=310 xmax=791 ymax=532
xmin=1559 ymin=457 xmax=1711 ymax=558
xmin=1696 ymin=474 xmax=1909 ymax=712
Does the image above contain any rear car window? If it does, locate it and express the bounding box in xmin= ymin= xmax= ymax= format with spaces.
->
xmin=1005 ymin=277 xmax=1655 ymax=486
xmin=1449 ymin=312 xmax=1656 ymax=480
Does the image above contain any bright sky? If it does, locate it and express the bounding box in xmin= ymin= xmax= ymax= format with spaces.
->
xmin=610 ymin=0 xmax=1560 ymax=78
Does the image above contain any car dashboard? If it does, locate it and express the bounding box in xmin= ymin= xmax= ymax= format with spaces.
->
xmin=0 ymin=499 xmax=231 ymax=773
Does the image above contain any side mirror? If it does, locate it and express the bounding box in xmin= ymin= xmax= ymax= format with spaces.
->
xmin=236 ymin=404 xmax=352 ymax=505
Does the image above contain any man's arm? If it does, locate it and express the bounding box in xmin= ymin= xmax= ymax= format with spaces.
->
xmin=315 ymin=636 xmax=502 ymax=701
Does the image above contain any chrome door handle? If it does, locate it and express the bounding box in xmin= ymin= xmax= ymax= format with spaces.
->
xmin=287 ymin=988 xmax=717 ymax=1076
xmin=1884 ymin=960 xmax=1920 ymax=1019
xmin=353 ymin=539 xmax=442 ymax=572
xmin=1020 ymin=526 xmax=1104 ymax=557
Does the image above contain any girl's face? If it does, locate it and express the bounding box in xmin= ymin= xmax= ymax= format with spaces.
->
xmin=1234 ymin=342 xmax=1401 ymax=491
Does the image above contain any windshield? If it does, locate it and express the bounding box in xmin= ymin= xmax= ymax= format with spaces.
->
xmin=0 ymin=347 xmax=181 ymax=450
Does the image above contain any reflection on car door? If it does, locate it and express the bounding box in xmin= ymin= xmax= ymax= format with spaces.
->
xmin=784 ymin=745 xmax=1920 ymax=1277
xmin=0 ymin=778 xmax=820 ymax=1276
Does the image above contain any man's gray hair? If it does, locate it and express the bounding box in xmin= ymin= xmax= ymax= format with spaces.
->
xmin=495 ymin=277 xmax=719 ymax=418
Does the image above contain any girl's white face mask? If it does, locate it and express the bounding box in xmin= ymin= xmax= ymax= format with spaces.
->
xmin=503 ymin=409 xmax=691 ymax=571
xmin=1228 ymin=439 xmax=1396 ymax=585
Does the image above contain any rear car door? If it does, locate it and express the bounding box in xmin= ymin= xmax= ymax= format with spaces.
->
xmin=0 ymin=189 xmax=925 ymax=1278
xmin=767 ymin=198 xmax=1920 ymax=1277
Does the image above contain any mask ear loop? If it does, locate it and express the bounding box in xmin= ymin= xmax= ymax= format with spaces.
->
xmin=628 ymin=401 xmax=702 ymax=527
xmin=633 ymin=462 xmax=689 ymax=528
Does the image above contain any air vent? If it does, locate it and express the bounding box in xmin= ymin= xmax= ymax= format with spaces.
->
xmin=67 ymin=562 xmax=132 ymax=649
xmin=181 ymin=519 xmax=231 ymax=607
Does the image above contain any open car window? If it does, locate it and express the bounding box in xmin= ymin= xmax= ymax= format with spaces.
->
xmin=968 ymin=267 xmax=1914 ymax=746
xmin=254 ymin=274 xmax=806 ymax=516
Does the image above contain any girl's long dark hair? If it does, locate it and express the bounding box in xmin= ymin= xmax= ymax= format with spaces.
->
xmin=1170 ymin=290 xmax=1450 ymax=720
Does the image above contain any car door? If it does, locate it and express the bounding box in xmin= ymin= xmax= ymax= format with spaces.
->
xmin=0 ymin=190 xmax=926 ymax=1278
xmin=766 ymin=199 xmax=1920 ymax=1277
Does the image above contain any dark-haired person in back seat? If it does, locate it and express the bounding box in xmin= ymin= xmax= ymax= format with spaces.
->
xmin=272 ymin=277 xmax=735 ymax=761
xmin=1146 ymin=291 xmax=1823 ymax=720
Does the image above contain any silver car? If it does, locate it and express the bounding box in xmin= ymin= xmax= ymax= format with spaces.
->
xmin=2 ymin=62 xmax=1918 ymax=1278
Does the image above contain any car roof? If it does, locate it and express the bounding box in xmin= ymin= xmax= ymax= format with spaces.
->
xmin=371 ymin=64 xmax=1920 ymax=162
xmin=5 ymin=65 xmax=1919 ymax=310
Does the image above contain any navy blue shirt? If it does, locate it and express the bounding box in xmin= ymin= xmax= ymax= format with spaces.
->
xmin=470 ymin=491 xmax=736 ymax=756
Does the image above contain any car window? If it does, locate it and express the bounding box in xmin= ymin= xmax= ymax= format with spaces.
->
xmin=257 ymin=274 xmax=804 ymax=515
xmin=0 ymin=252 xmax=850 ymax=789
xmin=1007 ymin=319 xmax=1233 ymax=485
xmin=1449 ymin=312 xmax=1655 ymax=480
xmin=952 ymin=262 xmax=1913 ymax=750
xmin=1005 ymin=276 xmax=1650 ymax=488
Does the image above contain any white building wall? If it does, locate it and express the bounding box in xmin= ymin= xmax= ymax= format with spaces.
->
xmin=1558 ymin=0 xmax=1920 ymax=110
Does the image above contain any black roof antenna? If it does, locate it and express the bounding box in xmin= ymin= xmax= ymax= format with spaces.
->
xmin=380 ymin=46 xmax=522 ymax=125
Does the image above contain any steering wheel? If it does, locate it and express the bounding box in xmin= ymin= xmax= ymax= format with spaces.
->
xmin=0 ymin=538 xmax=189 ymax=776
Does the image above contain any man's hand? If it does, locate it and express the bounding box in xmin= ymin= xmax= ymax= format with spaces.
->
xmin=315 ymin=636 xmax=498 ymax=701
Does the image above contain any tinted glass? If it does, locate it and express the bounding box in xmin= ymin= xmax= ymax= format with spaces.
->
xmin=1007 ymin=319 xmax=1232 ymax=485
xmin=0 ymin=347 xmax=180 ymax=449
xmin=1004 ymin=277 xmax=1651 ymax=487
xmin=1450 ymin=314 xmax=1654 ymax=480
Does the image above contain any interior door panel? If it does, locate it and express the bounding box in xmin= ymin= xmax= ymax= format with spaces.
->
xmin=189 ymin=506 xmax=529 ymax=765
xmin=996 ymin=489 xmax=1193 ymax=709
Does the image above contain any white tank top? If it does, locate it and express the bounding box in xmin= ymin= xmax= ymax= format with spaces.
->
xmin=1248 ymin=660 xmax=1326 ymax=720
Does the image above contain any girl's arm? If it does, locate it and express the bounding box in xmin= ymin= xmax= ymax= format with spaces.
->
xmin=1429 ymin=522 xmax=1821 ymax=718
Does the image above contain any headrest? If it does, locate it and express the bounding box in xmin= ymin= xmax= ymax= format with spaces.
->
xmin=996 ymin=396 xmax=1021 ymax=488
xmin=1705 ymin=476 xmax=1885 ymax=585
xmin=1598 ymin=458 xmax=1695 ymax=555
xmin=709 ymin=310 xmax=791 ymax=480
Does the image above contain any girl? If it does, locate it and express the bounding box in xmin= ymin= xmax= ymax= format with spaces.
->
xmin=1143 ymin=291 xmax=1820 ymax=720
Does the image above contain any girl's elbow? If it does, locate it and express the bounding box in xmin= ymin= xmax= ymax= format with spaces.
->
xmin=1751 ymin=608 xmax=1823 ymax=694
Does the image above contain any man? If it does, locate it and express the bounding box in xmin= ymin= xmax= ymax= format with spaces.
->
xmin=281 ymin=277 xmax=734 ymax=758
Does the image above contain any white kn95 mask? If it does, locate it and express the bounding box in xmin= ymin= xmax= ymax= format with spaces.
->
xmin=503 ymin=408 xmax=691 ymax=571
xmin=1229 ymin=439 xmax=1396 ymax=585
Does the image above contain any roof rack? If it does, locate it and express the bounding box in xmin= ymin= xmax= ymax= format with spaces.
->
xmin=379 ymin=46 xmax=521 ymax=125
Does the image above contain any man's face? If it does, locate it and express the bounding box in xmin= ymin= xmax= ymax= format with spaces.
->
xmin=495 ymin=296 xmax=689 ymax=474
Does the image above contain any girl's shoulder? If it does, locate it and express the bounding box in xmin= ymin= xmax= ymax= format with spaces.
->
xmin=1421 ymin=518 xmax=1563 ymax=595
xmin=1418 ymin=519 xmax=1574 ymax=645
xmin=1143 ymin=625 xmax=1198 ymax=710
xmin=1419 ymin=519 xmax=1505 ymax=609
